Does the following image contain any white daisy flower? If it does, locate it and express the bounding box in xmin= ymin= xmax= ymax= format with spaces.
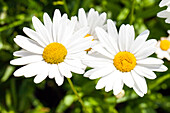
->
xmin=155 ymin=30 xmax=170 ymax=60
xmin=76 ymin=8 xmax=107 ymax=52
xmin=10 ymin=9 xmax=93 ymax=85
xmin=83 ymin=19 xmax=168 ymax=97
xmin=157 ymin=0 xmax=170 ymax=23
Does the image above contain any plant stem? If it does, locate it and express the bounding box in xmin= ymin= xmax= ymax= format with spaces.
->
xmin=130 ymin=0 xmax=135 ymax=25
xmin=67 ymin=78 xmax=86 ymax=112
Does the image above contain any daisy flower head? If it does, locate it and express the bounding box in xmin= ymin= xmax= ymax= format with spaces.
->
xmin=155 ymin=30 xmax=170 ymax=60
xmin=10 ymin=9 xmax=93 ymax=85
xmin=83 ymin=19 xmax=168 ymax=97
xmin=157 ymin=0 xmax=170 ymax=23
xmin=76 ymin=8 xmax=107 ymax=52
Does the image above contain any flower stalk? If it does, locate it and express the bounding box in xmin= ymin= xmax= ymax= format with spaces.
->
xmin=67 ymin=78 xmax=86 ymax=112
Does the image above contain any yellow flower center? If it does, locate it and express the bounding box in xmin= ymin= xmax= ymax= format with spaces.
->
xmin=84 ymin=34 xmax=94 ymax=52
xmin=113 ymin=51 xmax=136 ymax=72
xmin=42 ymin=42 xmax=67 ymax=64
xmin=160 ymin=39 xmax=170 ymax=51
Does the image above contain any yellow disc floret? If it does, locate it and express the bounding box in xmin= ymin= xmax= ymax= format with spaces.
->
xmin=160 ymin=39 xmax=170 ymax=51
xmin=43 ymin=42 xmax=67 ymax=64
xmin=113 ymin=51 xmax=136 ymax=72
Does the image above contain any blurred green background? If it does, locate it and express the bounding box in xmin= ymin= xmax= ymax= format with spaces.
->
xmin=0 ymin=0 xmax=170 ymax=113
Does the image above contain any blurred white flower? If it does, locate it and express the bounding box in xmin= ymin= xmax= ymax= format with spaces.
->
xmin=83 ymin=20 xmax=167 ymax=97
xmin=10 ymin=9 xmax=93 ymax=85
xmin=156 ymin=30 xmax=170 ymax=60
xmin=76 ymin=8 xmax=107 ymax=52
xmin=157 ymin=0 xmax=170 ymax=23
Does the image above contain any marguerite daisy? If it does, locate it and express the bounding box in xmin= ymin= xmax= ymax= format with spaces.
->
xmin=157 ymin=0 xmax=170 ymax=23
xmin=155 ymin=30 xmax=170 ymax=60
xmin=76 ymin=8 xmax=107 ymax=52
xmin=83 ymin=19 xmax=168 ymax=97
xmin=10 ymin=9 xmax=93 ymax=86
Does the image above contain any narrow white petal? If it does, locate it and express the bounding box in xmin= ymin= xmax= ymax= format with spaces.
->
xmin=14 ymin=36 xmax=44 ymax=54
xmin=137 ymin=57 xmax=164 ymax=65
xmin=150 ymin=65 xmax=168 ymax=72
xmin=65 ymin=27 xmax=90 ymax=49
xmin=89 ymin=66 xmax=114 ymax=79
xmin=95 ymin=27 xmax=117 ymax=56
xmin=133 ymin=83 xmax=144 ymax=97
xmin=23 ymin=27 xmax=46 ymax=47
xmin=134 ymin=65 xmax=157 ymax=79
xmin=13 ymin=50 xmax=37 ymax=57
xmin=122 ymin=72 xmax=134 ymax=88
xmin=113 ymin=77 xmax=124 ymax=95
xmin=58 ymin=62 xmax=72 ymax=78
xmin=159 ymin=0 xmax=170 ymax=7
xmin=64 ymin=59 xmax=86 ymax=69
xmin=131 ymin=70 xmax=147 ymax=94
xmin=157 ymin=10 xmax=170 ymax=18
xmin=130 ymin=30 xmax=150 ymax=54
xmin=78 ymin=8 xmax=88 ymax=26
xmin=118 ymin=24 xmax=127 ymax=51
xmin=32 ymin=16 xmax=51 ymax=44
xmin=107 ymin=19 xmax=118 ymax=40
xmin=66 ymin=64 xmax=85 ymax=74
xmin=43 ymin=13 xmax=53 ymax=42
xmin=55 ymin=74 xmax=64 ymax=86
xmin=92 ymin=44 xmax=114 ymax=59
xmin=33 ymin=62 xmax=50 ymax=83
xmin=53 ymin=9 xmax=61 ymax=42
xmin=13 ymin=61 xmax=43 ymax=77
xmin=96 ymin=74 xmax=111 ymax=89
xmin=10 ymin=55 xmax=43 ymax=65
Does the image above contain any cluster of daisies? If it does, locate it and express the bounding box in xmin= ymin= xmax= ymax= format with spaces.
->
xmin=157 ymin=0 xmax=170 ymax=60
xmin=10 ymin=6 xmax=169 ymax=98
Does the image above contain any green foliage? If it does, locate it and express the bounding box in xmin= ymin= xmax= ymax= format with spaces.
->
xmin=0 ymin=0 xmax=170 ymax=113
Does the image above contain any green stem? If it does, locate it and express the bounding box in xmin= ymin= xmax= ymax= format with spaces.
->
xmin=130 ymin=0 xmax=135 ymax=25
xmin=67 ymin=78 xmax=86 ymax=112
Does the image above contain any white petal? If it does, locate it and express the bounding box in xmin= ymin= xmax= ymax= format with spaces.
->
xmin=66 ymin=64 xmax=85 ymax=74
xmin=133 ymin=83 xmax=144 ymax=97
xmin=95 ymin=27 xmax=117 ymax=56
xmin=157 ymin=10 xmax=170 ymax=18
xmin=78 ymin=8 xmax=88 ymax=26
xmin=122 ymin=72 xmax=134 ymax=88
xmin=48 ymin=64 xmax=64 ymax=86
xmin=33 ymin=62 xmax=50 ymax=83
xmin=134 ymin=65 xmax=156 ymax=79
xmin=13 ymin=50 xmax=37 ymax=57
xmin=113 ymin=74 xmax=124 ymax=95
xmin=83 ymin=55 xmax=113 ymax=68
xmin=23 ymin=27 xmax=46 ymax=47
xmin=67 ymin=36 xmax=93 ymax=54
xmin=131 ymin=70 xmax=147 ymax=94
xmin=10 ymin=55 xmax=43 ymax=65
xmin=118 ymin=24 xmax=127 ymax=51
xmin=53 ymin=9 xmax=61 ymax=42
xmin=43 ymin=13 xmax=53 ymax=42
xmin=13 ymin=61 xmax=43 ymax=77
xmin=107 ymin=19 xmax=118 ymax=40
xmin=149 ymin=65 xmax=168 ymax=72
xmin=135 ymin=46 xmax=156 ymax=60
xmin=130 ymin=30 xmax=150 ymax=54
xmin=89 ymin=66 xmax=114 ymax=79
xmin=96 ymin=74 xmax=111 ymax=89
xmin=159 ymin=0 xmax=170 ymax=7
xmin=64 ymin=59 xmax=86 ymax=69
xmin=137 ymin=57 xmax=164 ymax=65
xmin=14 ymin=36 xmax=44 ymax=54
xmin=32 ymin=16 xmax=51 ymax=44
xmin=92 ymin=44 xmax=114 ymax=59
xmin=58 ymin=62 xmax=72 ymax=78
xmin=65 ymin=27 xmax=90 ymax=49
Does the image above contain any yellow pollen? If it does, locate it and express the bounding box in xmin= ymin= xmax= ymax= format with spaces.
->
xmin=113 ymin=51 xmax=136 ymax=72
xmin=84 ymin=34 xmax=94 ymax=52
xmin=160 ymin=39 xmax=170 ymax=51
xmin=42 ymin=42 xmax=67 ymax=64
